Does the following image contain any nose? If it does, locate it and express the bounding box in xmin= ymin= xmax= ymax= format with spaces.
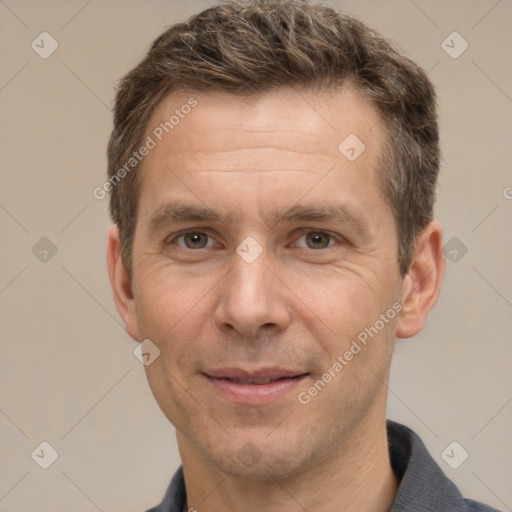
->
xmin=214 ymin=243 xmax=291 ymax=340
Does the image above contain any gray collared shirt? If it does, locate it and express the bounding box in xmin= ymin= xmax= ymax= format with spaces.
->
xmin=145 ymin=420 xmax=501 ymax=511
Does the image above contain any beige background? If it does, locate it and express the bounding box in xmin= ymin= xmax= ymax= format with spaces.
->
xmin=1 ymin=0 xmax=511 ymax=511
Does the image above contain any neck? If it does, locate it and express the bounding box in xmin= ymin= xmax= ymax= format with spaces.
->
xmin=178 ymin=396 xmax=397 ymax=512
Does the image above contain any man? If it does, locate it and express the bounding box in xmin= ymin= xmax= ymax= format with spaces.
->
xmin=105 ymin=1 xmax=500 ymax=510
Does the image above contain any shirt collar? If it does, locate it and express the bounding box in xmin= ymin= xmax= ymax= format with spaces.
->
xmin=387 ymin=420 xmax=467 ymax=511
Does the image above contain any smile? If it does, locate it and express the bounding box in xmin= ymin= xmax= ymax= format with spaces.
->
xmin=203 ymin=368 xmax=309 ymax=405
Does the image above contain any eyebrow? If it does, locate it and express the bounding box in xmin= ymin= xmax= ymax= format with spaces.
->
xmin=148 ymin=200 xmax=370 ymax=235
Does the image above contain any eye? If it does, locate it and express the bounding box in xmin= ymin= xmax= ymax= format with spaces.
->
xmin=294 ymin=231 xmax=338 ymax=250
xmin=170 ymin=232 xmax=216 ymax=249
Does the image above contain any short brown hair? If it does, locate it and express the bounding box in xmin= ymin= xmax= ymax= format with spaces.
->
xmin=107 ymin=0 xmax=439 ymax=277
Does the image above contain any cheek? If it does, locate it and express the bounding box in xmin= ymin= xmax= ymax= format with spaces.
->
xmin=135 ymin=271 xmax=212 ymax=426
xmin=294 ymin=267 xmax=400 ymax=393
xmin=133 ymin=267 xmax=211 ymax=358
xmin=294 ymin=269 xmax=385 ymax=340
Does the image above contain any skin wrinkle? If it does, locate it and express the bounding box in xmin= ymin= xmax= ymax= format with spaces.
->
xmin=161 ymin=153 xmax=337 ymax=177
xmin=182 ymin=169 xmax=325 ymax=172
xmin=167 ymin=148 xmax=334 ymax=156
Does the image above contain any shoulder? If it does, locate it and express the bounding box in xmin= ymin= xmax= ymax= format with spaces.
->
xmin=464 ymin=499 xmax=502 ymax=511
xmin=387 ymin=420 xmax=502 ymax=512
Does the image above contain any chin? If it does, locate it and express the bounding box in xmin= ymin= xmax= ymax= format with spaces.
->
xmin=201 ymin=434 xmax=315 ymax=481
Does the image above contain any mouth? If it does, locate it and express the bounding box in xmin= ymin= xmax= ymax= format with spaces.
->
xmin=218 ymin=376 xmax=299 ymax=385
xmin=203 ymin=368 xmax=309 ymax=404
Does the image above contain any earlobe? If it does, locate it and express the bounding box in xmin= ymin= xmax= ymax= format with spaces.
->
xmin=395 ymin=221 xmax=445 ymax=339
xmin=106 ymin=225 xmax=141 ymax=342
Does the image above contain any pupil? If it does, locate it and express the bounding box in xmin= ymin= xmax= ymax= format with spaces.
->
xmin=187 ymin=233 xmax=206 ymax=248
xmin=308 ymin=232 xmax=328 ymax=249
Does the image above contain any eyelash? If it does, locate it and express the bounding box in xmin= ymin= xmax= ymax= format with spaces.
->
xmin=166 ymin=229 xmax=342 ymax=250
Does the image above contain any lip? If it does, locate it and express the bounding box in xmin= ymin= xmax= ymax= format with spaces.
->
xmin=204 ymin=367 xmax=309 ymax=405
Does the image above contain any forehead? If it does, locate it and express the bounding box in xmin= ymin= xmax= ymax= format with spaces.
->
xmin=136 ymin=87 xmax=388 ymax=228
xmin=143 ymin=87 xmax=382 ymax=160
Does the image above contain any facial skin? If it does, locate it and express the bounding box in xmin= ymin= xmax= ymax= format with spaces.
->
xmin=108 ymin=87 xmax=445 ymax=511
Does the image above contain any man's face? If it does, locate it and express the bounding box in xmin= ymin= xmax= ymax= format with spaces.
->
xmin=129 ymin=88 xmax=404 ymax=478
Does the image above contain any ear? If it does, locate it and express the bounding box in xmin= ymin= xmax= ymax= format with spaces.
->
xmin=395 ymin=220 xmax=445 ymax=339
xmin=107 ymin=225 xmax=140 ymax=342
